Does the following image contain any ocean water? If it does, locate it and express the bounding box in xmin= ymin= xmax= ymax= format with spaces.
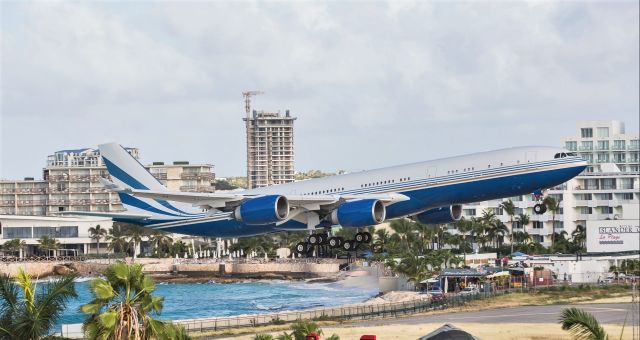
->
xmin=56 ymin=278 xmax=378 ymax=330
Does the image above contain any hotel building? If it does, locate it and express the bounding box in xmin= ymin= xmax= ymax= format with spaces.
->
xmin=0 ymin=147 xmax=215 ymax=216
xmin=458 ymin=120 xmax=639 ymax=247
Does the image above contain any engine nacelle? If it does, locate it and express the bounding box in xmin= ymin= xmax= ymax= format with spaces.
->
xmin=234 ymin=195 xmax=289 ymax=225
xmin=330 ymin=199 xmax=386 ymax=228
xmin=413 ymin=204 xmax=462 ymax=224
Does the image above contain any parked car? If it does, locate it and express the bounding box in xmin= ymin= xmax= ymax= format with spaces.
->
xmin=459 ymin=287 xmax=479 ymax=296
xmin=426 ymin=288 xmax=446 ymax=301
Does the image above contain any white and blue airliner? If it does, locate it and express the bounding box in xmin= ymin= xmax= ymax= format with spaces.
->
xmin=77 ymin=143 xmax=586 ymax=253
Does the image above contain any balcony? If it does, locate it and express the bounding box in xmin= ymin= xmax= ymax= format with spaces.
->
xmin=579 ymin=146 xmax=593 ymax=151
xmin=629 ymin=145 xmax=639 ymax=151
xmin=595 ymin=145 xmax=609 ymax=151
xmin=529 ymin=228 xmax=550 ymax=235
xmin=180 ymin=173 xmax=214 ymax=180
xmin=611 ymin=145 xmax=626 ymax=151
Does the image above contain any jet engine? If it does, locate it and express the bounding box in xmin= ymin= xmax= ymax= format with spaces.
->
xmin=330 ymin=199 xmax=386 ymax=228
xmin=234 ymin=195 xmax=289 ymax=225
xmin=412 ymin=204 xmax=462 ymax=224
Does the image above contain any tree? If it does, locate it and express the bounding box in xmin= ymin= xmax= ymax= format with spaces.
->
xmin=127 ymin=226 xmax=145 ymax=259
xmin=389 ymin=219 xmax=415 ymax=249
xmin=88 ymin=224 xmax=108 ymax=256
xmin=106 ymin=224 xmax=128 ymax=254
xmin=2 ymin=239 xmax=26 ymax=257
xmin=571 ymin=225 xmax=586 ymax=250
xmin=81 ymin=262 xmax=189 ymax=340
xmin=149 ymin=231 xmax=173 ymax=257
xmin=37 ymin=235 xmax=60 ymax=257
xmin=290 ymin=320 xmax=323 ymax=340
xmin=0 ymin=268 xmax=78 ymax=339
xmin=373 ymin=229 xmax=390 ymax=253
xmin=500 ymin=199 xmax=517 ymax=254
xmin=517 ymin=213 xmax=530 ymax=235
xmin=543 ymin=196 xmax=560 ymax=249
xmin=454 ymin=218 xmax=473 ymax=264
xmin=559 ymin=307 xmax=608 ymax=340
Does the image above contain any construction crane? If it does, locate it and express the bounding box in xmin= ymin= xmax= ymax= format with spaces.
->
xmin=242 ymin=90 xmax=264 ymax=118
xmin=243 ymin=90 xmax=264 ymax=189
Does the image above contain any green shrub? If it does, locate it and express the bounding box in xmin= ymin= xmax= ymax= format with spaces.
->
xmin=291 ymin=320 xmax=323 ymax=340
xmin=254 ymin=334 xmax=274 ymax=340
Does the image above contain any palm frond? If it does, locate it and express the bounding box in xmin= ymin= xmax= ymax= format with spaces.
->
xmin=559 ymin=307 xmax=608 ymax=340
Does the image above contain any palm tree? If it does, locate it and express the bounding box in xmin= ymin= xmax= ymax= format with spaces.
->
xmin=517 ymin=213 xmax=530 ymax=235
xmin=81 ymin=262 xmax=189 ymax=339
xmin=571 ymin=225 xmax=586 ymax=249
xmin=500 ymin=199 xmax=517 ymax=254
xmin=106 ymin=224 xmax=128 ymax=255
xmin=0 ymin=268 xmax=78 ymax=339
xmin=37 ymin=235 xmax=61 ymax=257
xmin=2 ymin=239 xmax=27 ymax=257
xmin=543 ymin=196 xmax=560 ymax=249
xmin=128 ymin=227 xmax=145 ymax=259
xmin=559 ymin=307 xmax=608 ymax=340
xmin=88 ymin=224 xmax=108 ymax=256
xmin=373 ymin=229 xmax=390 ymax=253
xmin=389 ymin=219 xmax=414 ymax=249
xmin=454 ymin=218 xmax=473 ymax=265
xmin=149 ymin=231 xmax=173 ymax=257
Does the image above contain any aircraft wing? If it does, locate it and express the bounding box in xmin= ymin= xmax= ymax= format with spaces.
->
xmin=103 ymin=178 xmax=408 ymax=211
xmin=56 ymin=211 xmax=152 ymax=220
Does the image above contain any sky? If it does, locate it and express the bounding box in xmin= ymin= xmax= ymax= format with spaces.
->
xmin=1 ymin=1 xmax=638 ymax=179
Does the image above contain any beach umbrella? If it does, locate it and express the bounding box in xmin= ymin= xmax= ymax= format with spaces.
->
xmin=175 ymin=254 xmax=178 ymax=259
xmin=240 ymin=249 xmax=244 ymax=256
xmin=264 ymin=252 xmax=268 ymax=260
xmin=194 ymin=252 xmax=199 ymax=259
xmin=183 ymin=252 xmax=187 ymax=259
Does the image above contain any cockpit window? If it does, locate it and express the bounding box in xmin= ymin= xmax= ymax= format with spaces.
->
xmin=554 ymin=152 xmax=574 ymax=159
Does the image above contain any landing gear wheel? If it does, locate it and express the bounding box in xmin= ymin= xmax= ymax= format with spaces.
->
xmin=342 ymin=240 xmax=356 ymax=251
xmin=308 ymin=234 xmax=320 ymax=245
xmin=328 ymin=237 xmax=342 ymax=248
xmin=355 ymin=233 xmax=366 ymax=243
xmin=533 ymin=203 xmax=547 ymax=215
xmin=362 ymin=232 xmax=372 ymax=243
xmin=318 ymin=233 xmax=328 ymax=245
xmin=295 ymin=242 xmax=308 ymax=254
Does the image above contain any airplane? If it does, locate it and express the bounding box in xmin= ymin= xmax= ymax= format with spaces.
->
xmin=70 ymin=143 xmax=586 ymax=254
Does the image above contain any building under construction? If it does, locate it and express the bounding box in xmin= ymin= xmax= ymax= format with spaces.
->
xmin=243 ymin=91 xmax=296 ymax=189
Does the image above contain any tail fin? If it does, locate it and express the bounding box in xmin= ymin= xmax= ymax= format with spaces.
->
xmin=99 ymin=143 xmax=167 ymax=191
xmin=98 ymin=143 xmax=203 ymax=221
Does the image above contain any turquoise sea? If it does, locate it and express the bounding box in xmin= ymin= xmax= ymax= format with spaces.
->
xmin=56 ymin=279 xmax=378 ymax=331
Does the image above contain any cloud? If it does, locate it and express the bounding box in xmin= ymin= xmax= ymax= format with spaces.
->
xmin=1 ymin=1 xmax=638 ymax=178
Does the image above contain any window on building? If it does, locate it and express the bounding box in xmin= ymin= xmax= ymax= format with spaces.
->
xmin=621 ymin=193 xmax=634 ymax=200
xmin=597 ymin=127 xmax=609 ymax=138
xmin=3 ymin=227 xmax=32 ymax=239
xmin=619 ymin=178 xmax=633 ymax=189
xmin=581 ymin=128 xmax=593 ymax=138
xmin=532 ymin=235 xmax=544 ymax=243
xmin=33 ymin=226 xmax=56 ymax=238
xmin=533 ymin=221 xmax=544 ymax=229
xmin=613 ymin=140 xmax=626 ymax=150
xmin=580 ymin=207 xmax=593 ymax=214
xmin=601 ymin=207 xmax=614 ymax=214
xmin=493 ymin=207 xmax=503 ymax=215
xmin=565 ymin=141 xmax=577 ymax=151
xmin=463 ymin=209 xmax=476 ymax=216
xmin=597 ymin=140 xmax=609 ymax=150
xmin=554 ymin=221 xmax=564 ymax=230
xmin=597 ymin=153 xmax=609 ymax=163
xmin=581 ymin=141 xmax=593 ymax=151
xmin=59 ymin=226 xmax=78 ymax=238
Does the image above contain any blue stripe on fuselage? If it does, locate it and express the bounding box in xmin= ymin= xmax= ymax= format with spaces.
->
xmin=146 ymin=164 xmax=586 ymax=237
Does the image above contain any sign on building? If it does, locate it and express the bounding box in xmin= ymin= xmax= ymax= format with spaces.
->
xmin=586 ymin=220 xmax=640 ymax=253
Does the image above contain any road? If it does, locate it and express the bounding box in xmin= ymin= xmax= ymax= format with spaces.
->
xmin=350 ymin=303 xmax=634 ymax=326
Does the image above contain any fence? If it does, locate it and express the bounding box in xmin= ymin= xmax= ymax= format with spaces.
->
xmin=175 ymin=291 xmax=493 ymax=333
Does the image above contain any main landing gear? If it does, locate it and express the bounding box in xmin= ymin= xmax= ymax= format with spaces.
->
xmin=295 ymin=231 xmax=372 ymax=256
xmin=532 ymin=190 xmax=547 ymax=215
